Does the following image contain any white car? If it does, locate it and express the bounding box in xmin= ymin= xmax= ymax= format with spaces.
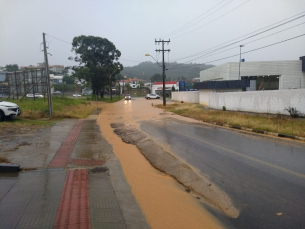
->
xmin=145 ymin=94 xmax=160 ymax=99
xmin=26 ymin=93 xmax=44 ymax=98
xmin=73 ymin=94 xmax=81 ymax=97
xmin=0 ymin=101 xmax=21 ymax=121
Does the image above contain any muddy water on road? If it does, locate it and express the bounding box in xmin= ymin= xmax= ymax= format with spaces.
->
xmin=97 ymin=98 xmax=225 ymax=229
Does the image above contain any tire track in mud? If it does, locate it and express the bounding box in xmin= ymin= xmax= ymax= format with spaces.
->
xmin=111 ymin=122 xmax=239 ymax=219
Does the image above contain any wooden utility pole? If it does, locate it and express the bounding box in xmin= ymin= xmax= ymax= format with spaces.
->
xmin=155 ymin=39 xmax=170 ymax=106
xmin=43 ymin=33 xmax=53 ymax=119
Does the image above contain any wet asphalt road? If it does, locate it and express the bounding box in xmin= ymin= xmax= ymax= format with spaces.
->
xmin=140 ymin=118 xmax=305 ymax=229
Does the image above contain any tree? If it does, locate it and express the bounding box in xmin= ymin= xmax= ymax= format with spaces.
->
xmin=63 ymin=75 xmax=75 ymax=84
xmin=150 ymin=73 xmax=162 ymax=82
xmin=125 ymin=83 xmax=131 ymax=93
xmin=70 ymin=35 xmax=123 ymax=99
xmin=5 ymin=64 xmax=19 ymax=72
xmin=172 ymin=85 xmax=175 ymax=91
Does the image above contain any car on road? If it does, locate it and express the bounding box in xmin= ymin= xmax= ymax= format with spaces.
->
xmin=124 ymin=94 xmax=131 ymax=100
xmin=73 ymin=94 xmax=81 ymax=97
xmin=26 ymin=93 xmax=44 ymax=98
xmin=53 ymin=91 xmax=61 ymax=95
xmin=0 ymin=101 xmax=21 ymax=121
xmin=145 ymin=94 xmax=160 ymax=99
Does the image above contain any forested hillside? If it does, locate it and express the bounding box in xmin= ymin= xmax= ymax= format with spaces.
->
xmin=120 ymin=61 xmax=214 ymax=81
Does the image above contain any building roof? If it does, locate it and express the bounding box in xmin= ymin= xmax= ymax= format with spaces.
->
xmin=154 ymin=81 xmax=177 ymax=85
xmin=129 ymin=78 xmax=142 ymax=81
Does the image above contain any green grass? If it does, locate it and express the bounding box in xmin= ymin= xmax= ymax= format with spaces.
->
xmin=5 ymin=97 xmax=96 ymax=119
xmin=157 ymin=102 xmax=305 ymax=138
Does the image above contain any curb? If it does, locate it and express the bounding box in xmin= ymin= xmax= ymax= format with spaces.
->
xmin=0 ymin=163 xmax=20 ymax=173
xmin=202 ymin=120 xmax=305 ymax=142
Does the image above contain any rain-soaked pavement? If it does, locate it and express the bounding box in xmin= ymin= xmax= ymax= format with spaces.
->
xmin=0 ymin=111 xmax=149 ymax=229
xmin=140 ymin=118 xmax=305 ymax=229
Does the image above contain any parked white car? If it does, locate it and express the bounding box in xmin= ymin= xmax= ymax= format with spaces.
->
xmin=73 ymin=94 xmax=81 ymax=97
xmin=0 ymin=101 xmax=21 ymax=121
xmin=26 ymin=93 xmax=44 ymax=98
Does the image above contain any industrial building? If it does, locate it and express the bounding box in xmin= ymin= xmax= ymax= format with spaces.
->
xmin=200 ymin=56 xmax=305 ymax=90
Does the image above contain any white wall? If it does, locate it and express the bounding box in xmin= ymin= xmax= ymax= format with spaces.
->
xmin=201 ymin=89 xmax=305 ymax=114
xmin=172 ymin=91 xmax=199 ymax=104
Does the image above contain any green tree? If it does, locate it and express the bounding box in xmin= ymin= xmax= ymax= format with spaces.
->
xmin=63 ymin=75 xmax=75 ymax=84
xmin=70 ymin=35 xmax=123 ymax=99
xmin=5 ymin=64 xmax=19 ymax=72
xmin=150 ymin=73 xmax=162 ymax=82
xmin=125 ymin=83 xmax=131 ymax=93
xmin=172 ymin=85 xmax=175 ymax=91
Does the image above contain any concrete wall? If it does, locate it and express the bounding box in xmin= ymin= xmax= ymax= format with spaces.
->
xmin=201 ymin=89 xmax=305 ymax=114
xmin=172 ymin=91 xmax=199 ymax=104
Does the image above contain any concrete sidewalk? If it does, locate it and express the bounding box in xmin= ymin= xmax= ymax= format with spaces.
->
xmin=0 ymin=114 xmax=149 ymax=229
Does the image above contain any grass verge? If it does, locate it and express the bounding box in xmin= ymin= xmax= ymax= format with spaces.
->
xmin=7 ymin=97 xmax=96 ymax=119
xmin=157 ymin=103 xmax=305 ymax=138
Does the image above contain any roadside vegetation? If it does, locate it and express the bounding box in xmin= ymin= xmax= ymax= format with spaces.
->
xmin=6 ymin=97 xmax=96 ymax=120
xmin=158 ymin=103 xmax=305 ymax=138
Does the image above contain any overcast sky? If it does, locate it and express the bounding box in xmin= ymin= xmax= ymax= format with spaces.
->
xmin=0 ymin=0 xmax=304 ymax=69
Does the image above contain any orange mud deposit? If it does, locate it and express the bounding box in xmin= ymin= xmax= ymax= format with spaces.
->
xmin=96 ymin=98 xmax=226 ymax=229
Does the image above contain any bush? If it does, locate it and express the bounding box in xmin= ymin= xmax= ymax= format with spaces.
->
xmin=222 ymin=106 xmax=226 ymax=111
xmin=285 ymin=107 xmax=304 ymax=118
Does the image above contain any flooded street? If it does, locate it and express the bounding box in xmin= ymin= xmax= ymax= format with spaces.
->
xmin=97 ymin=98 xmax=225 ymax=229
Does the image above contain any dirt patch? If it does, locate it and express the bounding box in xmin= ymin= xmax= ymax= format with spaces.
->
xmin=112 ymin=122 xmax=239 ymax=218
xmin=0 ymin=156 xmax=10 ymax=163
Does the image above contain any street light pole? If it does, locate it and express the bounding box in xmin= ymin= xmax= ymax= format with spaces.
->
xmin=238 ymin=45 xmax=244 ymax=80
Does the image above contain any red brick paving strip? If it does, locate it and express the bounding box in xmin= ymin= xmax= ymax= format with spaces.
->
xmin=54 ymin=169 xmax=91 ymax=229
xmin=48 ymin=120 xmax=84 ymax=168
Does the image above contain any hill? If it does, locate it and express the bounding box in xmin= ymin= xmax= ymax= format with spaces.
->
xmin=120 ymin=61 xmax=214 ymax=81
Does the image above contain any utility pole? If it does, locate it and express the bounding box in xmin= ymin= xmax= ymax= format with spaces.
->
xmin=155 ymin=39 xmax=170 ymax=106
xmin=43 ymin=33 xmax=53 ymax=119
xmin=238 ymin=45 xmax=244 ymax=80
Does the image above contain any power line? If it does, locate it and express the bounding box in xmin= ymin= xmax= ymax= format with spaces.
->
xmin=179 ymin=21 xmax=305 ymax=64
xmin=161 ymin=0 xmax=232 ymax=38
xmin=46 ymin=33 xmax=72 ymax=45
xmin=171 ymin=11 xmax=305 ymax=62
xmin=171 ymin=0 xmax=251 ymax=39
xmin=169 ymin=13 xmax=305 ymax=69
xmin=169 ymin=33 xmax=305 ymax=69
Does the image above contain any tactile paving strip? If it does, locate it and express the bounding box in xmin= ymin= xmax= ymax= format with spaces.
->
xmin=48 ymin=120 xmax=84 ymax=168
xmin=54 ymin=169 xmax=91 ymax=229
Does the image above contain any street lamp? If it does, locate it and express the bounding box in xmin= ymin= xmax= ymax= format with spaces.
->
xmin=238 ymin=45 xmax=244 ymax=80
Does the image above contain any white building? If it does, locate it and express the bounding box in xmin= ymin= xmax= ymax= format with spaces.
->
xmin=172 ymin=57 xmax=305 ymax=114
xmin=200 ymin=57 xmax=305 ymax=90
xmin=50 ymin=74 xmax=63 ymax=84
xmin=49 ymin=65 xmax=65 ymax=74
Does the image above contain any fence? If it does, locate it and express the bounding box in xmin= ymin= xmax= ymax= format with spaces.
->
xmin=3 ymin=68 xmax=48 ymax=100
